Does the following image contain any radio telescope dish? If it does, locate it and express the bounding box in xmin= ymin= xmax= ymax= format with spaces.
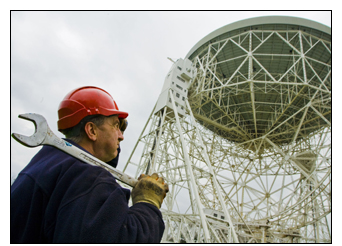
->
xmin=187 ymin=16 xmax=331 ymax=150
xmin=124 ymin=16 xmax=331 ymax=243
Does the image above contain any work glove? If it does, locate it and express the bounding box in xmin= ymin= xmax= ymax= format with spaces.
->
xmin=131 ymin=173 xmax=169 ymax=209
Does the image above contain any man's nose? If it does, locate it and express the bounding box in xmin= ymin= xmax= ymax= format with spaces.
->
xmin=118 ymin=129 xmax=124 ymax=141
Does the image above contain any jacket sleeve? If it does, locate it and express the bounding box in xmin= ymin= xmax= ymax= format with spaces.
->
xmin=51 ymin=176 xmax=164 ymax=243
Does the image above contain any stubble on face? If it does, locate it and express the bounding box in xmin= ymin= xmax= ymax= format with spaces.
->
xmin=94 ymin=115 xmax=123 ymax=162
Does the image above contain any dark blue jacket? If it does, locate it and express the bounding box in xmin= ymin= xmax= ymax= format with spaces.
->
xmin=11 ymin=141 xmax=165 ymax=243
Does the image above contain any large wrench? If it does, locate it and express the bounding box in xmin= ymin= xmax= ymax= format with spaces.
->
xmin=11 ymin=113 xmax=138 ymax=188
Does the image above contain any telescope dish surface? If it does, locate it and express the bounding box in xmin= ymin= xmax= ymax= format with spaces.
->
xmin=186 ymin=16 xmax=331 ymax=148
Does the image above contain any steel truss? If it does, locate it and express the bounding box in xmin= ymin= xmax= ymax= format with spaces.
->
xmin=123 ymin=26 xmax=331 ymax=243
xmin=124 ymin=96 xmax=240 ymax=243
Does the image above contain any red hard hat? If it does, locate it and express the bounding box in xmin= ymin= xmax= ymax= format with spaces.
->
xmin=57 ymin=86 xmax=128 ymax=131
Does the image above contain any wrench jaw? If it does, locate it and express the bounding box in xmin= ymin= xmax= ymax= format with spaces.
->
xmin=11 ymin=113 xmax=48 ymax=148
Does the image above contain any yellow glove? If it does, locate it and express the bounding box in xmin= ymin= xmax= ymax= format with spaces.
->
xmin=131 ymin=173 xmax=169 ymax=209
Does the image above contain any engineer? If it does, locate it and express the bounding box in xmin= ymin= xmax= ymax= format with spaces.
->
xmin=11 ymin=86 xmax=169 ymax=243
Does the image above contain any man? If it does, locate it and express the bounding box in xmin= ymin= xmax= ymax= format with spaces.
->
xmin=11 ymin=86 xmax=169 ymax=243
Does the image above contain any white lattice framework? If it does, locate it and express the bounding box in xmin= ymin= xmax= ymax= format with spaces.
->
xmin=122 ymin=17 xmax=331 ymax=243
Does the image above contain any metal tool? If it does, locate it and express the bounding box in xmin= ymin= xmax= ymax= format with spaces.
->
xmin=11 ymin=113 xmax=138 ymax=188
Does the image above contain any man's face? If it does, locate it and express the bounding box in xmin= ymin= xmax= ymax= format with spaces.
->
xmin=94 ymin=115 xmax=124 ymax=162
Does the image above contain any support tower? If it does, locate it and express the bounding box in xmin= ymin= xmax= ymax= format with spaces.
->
xmin=123 ymin=16 xmax=331 ymax=243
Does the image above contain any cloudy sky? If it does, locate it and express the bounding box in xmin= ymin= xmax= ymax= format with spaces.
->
xmin=10 ymin=11 xmax=331 ymax=183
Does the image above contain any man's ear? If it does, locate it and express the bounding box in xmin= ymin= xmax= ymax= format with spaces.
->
xmin=84 ymin=122 xmax=97 ymax=141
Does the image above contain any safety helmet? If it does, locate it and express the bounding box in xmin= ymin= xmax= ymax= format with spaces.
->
xmin=57 ymin=86 xmax=128 ymax=131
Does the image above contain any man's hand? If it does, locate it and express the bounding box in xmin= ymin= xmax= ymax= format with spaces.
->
xmin=131 ymin=173 xmax=169 ymax=209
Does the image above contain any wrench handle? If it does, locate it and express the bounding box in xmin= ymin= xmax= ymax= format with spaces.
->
xmin=48 ymin=137 xmax=138 ymax=187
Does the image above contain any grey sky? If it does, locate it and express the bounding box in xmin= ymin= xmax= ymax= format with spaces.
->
xmin=11 ymin=11 xmax=331 ymax=182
